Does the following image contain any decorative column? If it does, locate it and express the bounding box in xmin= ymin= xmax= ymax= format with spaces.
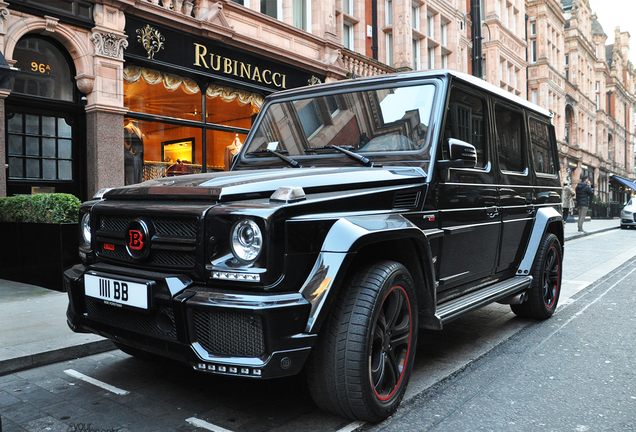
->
xmin=392 ymin=0 xmax=412 ymax=71
xmin=87 ymin=4 xmax=128 ymax=198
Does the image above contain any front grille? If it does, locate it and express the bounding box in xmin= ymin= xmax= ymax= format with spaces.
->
xmin=192 ymin=310 xmax=265 ymax=358
xmin=85 ymin=298 xmax=177 ymax=340
xmin=96 ymin=214 xmax=198 ymax=269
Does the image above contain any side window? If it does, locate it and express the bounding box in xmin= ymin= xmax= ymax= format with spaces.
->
xmin=495 ymin=105 xmax=526 ymax=173
xmin=529 ymin=118 xmax=556 ymax=175
xmin=445 ymin=88 xmax=487 ymax=168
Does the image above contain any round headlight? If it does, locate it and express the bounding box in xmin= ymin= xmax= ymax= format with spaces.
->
xmin=81 ymin=213 xmax=91 ymax=246
xmin=230 ymin=219 xmax=263 ymax=263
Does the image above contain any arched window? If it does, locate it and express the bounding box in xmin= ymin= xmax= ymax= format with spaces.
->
xmin=11 ymin=36 xmax=75 ymax=101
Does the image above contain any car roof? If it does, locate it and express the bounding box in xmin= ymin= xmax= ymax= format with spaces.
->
xmin=268 ymin=69 xmax=553 ymax=120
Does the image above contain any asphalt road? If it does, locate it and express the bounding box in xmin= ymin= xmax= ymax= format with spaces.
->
xmin=367 ymin=252 xmax=636 ymax=431
xmin=1 ymin=228 xmax=635 ymax=431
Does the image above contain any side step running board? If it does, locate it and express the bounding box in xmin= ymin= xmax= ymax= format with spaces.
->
xmin=436 ymin=276 xmax=533 ymax=324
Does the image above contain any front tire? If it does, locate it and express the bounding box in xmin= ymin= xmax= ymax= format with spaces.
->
xmin=306 ymin=260 xmax=418 ymax=422
xmin=511 ymin=233 xmax=562 ymax=319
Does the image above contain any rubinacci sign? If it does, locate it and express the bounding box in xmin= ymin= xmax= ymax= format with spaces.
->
xmin=124 ymin=16 xmax=321 ymax=92
xmin=193 ymin=43 xmax=287 ymax=89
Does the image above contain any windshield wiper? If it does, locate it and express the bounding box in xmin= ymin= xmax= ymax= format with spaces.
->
xmin=311 ymin=145 xmax=372 ymax=167
xmin=246 ymin=149 xmax=302 ymax=168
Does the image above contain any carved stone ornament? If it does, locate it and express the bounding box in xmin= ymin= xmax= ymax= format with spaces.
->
xmin=308 ymin=76 xmax=322 ymax=85
xmin=91 ymin=31 xmax=128 ymax=59
xmin=136 ymin=24 xmax=165 ymax=59
xmin=75 ymin=74 xmax=95 ymax=95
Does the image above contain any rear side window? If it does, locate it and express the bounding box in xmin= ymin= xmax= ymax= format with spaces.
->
xmin=495 ymin=105 xmax=526 ymax=173
xmin=529 ymin=118 xmax=556 ymax=175
xmin=445 ymin=88 xmax=487 ymax=168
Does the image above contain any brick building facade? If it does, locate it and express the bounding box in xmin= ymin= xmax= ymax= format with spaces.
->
xmin=0 ymin=0 xmax=633 ymax=206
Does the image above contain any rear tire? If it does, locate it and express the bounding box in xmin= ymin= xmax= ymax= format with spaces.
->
xmin=306 ymin=260 xmax=418 ymax=422
xmin=511 ymin=233 xmax=562 ymax=319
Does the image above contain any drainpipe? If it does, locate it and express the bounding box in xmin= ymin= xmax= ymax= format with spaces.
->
xmin=372 ymin=0 xmax=378 ymax=60
xmin=470 ymin=0 xmax=482 ymax=78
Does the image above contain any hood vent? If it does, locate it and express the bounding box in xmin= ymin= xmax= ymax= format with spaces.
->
xmin=393 ymin=191 xmax=421 ymax=209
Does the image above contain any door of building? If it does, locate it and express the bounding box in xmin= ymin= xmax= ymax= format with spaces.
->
xmin=5 ymin=34 xmax=85 ymax=198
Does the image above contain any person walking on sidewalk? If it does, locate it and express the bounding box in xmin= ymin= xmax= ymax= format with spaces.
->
xmin=562 ymin=181 xmax=575 ymax=224
xmin=575 ymin=175 xmax=594 ymax=233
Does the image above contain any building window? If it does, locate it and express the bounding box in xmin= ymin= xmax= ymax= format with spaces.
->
xmin=412 ymin=3 xmax=420 ymax=30
xmin=386 ymin=33 xmax=393 ymax=66
xmin=343 ymin=0 xmax=353 ymax=15
xmin=531 ymin=89 xmax=538 ymax=105
xmin=441 ymin=20 xmax=448 ymax=46
xmin=427 ymin=46 xmax=435 ymax=69
xmin=530 ymin=22 xmax=536 ymax=36
xmin=499 ymin=59 xmax=504 ymax=82
xmin=565 ymin=54 xmax=569 ymax=66
xmin=261 ymin=0 xmax=281 ymax=19
xmin=413 ymin=39 xmax=421 ymax=70
xmin=343 ymin=21 xmax=354 ymax=50
xmin=441 ymin=53 xmax=448 ymax=68
xmin=530 ymin=40 xmax=537 ymax=63
xmin=293 ymin=0 xmax=311 ymax=31
xmin=427 ymin=13 xmax=435 ymax=38
xmin=386 ymin=0 xmax=393 ymax=26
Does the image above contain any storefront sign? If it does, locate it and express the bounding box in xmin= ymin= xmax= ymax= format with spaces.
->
xmin=124 ymin=16 xmax=321 ymax=92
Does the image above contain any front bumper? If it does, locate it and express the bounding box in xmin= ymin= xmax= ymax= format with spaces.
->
xmin=621 ymin=213 xmax=636 ymax=227
xmin=64 ymin=264 xmax=315 ymax=379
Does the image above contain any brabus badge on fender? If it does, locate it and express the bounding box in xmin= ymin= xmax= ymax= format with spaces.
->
xmin=126 ymin=219 xmax=153 ymax=260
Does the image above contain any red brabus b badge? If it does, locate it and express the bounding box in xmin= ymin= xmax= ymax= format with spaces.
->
xmin=126 ymin=219 xmax=152 ymax=260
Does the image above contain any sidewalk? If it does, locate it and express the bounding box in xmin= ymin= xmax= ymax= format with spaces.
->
xmin=0 ymin=218 xmax=621 ymax=377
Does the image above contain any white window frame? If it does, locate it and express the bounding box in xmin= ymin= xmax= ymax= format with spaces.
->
xmin=441 ymin=52 xmax=448 ymax=68
xmin=293 ymin=0 xmax=311 ymax=32
xmin=441 ymin=20 xmax=448 ymax=46
xmin=427 ymin=13 xmax=435 ymax=39
xmin=427 ymin=46 xmax=435 ymax=69
xmin=413 ymin=38 xmax=421 ymax=70
xmin=343 ymin=0 xmax=353 ymax=16
xmin=343 ymin=21 xmax=354 ymax=50
xmin=531 ymin=89 xmax=538 ymax=105
xmin=412 ymin=2 xmax=420 ymax=31
xmin=386 ymin=32 xmax=393 ymax=66
xmin=386 ymin=0 xmax=393 ymax=26
xmin=530 ymin=40 xmax=537 ymax=63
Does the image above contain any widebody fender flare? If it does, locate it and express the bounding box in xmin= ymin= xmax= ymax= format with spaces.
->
xmin=516 ymin=206 xmax=563 ymax=276
xmin=299 ymin=213 xmax=437 ymax=333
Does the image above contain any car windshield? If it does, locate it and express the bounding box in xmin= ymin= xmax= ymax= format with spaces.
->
xmin=243 ymin=83 xmax=436 ymax=164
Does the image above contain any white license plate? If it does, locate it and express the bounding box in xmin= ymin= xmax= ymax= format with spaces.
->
xmin=84 ymin=274 xmax=149 ymax=310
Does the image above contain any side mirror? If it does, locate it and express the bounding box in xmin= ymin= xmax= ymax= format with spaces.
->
xmin=437 ymin=138 xmax=477 ymax=169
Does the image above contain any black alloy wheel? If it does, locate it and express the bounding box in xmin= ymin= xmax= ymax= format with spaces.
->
xmin=511 ymin=233 xmax=562 ymax=319
xmin=306 ymin=260 xmax=418 ymax=422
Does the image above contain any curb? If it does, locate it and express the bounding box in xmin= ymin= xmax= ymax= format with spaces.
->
xmin=0 ymin=339 xmax=115 ymax=377
xmin=564 ymin=225 xmax=619 ymax=242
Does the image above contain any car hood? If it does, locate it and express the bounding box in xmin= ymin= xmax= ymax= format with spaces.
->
xmin=103 ymin=167 xmax=427 ymax=201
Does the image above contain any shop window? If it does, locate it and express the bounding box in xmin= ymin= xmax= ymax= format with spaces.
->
xmin=206 ymin=85 xmax=263 ymax=129
xmin=124 ymin=66 xmax=263 ymax=184
xmin=124 ymin=66 xmax=202 ymax=122
xmin=11 ymin=36 xmax=74 ymax=101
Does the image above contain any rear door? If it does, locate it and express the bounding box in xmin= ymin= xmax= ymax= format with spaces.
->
xmin=493 ymin=101 xmax=534 ymax=273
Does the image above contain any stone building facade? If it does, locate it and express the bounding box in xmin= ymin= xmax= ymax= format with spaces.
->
xmin=0 ymin=0 xmax=634 ymax=205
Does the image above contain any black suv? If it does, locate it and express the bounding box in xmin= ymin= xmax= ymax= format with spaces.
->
xmin=65 ymin=70 xmax=563 ymax=422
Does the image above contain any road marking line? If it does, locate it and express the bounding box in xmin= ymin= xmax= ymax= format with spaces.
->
xmin=185 ymin=417 xmax=234 ymax=432
xmin=64 ymin=369 xmax=129 ymax=395
xmin=337 ymin=421 xmax=366 ymax=432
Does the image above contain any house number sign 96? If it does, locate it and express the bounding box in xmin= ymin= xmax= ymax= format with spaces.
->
xmin=31 ymin=62 xmax=51 ymax=74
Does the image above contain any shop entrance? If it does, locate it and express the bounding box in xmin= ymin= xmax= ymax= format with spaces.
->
xmin=5 ymin=35 xmax=85 ymax=198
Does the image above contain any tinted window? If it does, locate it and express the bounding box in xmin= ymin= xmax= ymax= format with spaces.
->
xmin=495 ymin=105 xmax=525 ymax=173
xmin=529 ymin=118 xmax=556 ymax=175
xmin=445 ymin=88 xmax=487 ymax=167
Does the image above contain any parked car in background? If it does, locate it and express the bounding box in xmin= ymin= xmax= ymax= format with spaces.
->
xmin=620 ymin=197 xmax=636 ymax=229
xmin=64 ymin=70 xmax=563 ymax=422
